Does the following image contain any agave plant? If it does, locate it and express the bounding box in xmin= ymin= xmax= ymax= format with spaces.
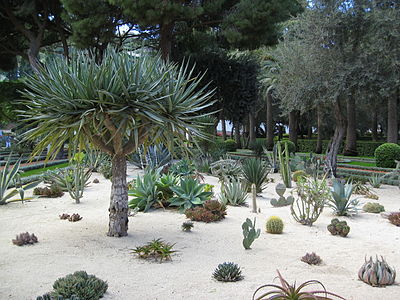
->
xmin=358 ymin=256 xmax=396 ymax=287
xmin=219 ymin=180 xmax=248 ymax=206
xmin=327 ymin=179 xmax=360 ymax=216
xmin=156 ymin=173 xmax=179 ymax=203
xmin=252 ymin=270 xmax=345 ymax=300
xmin=169 ymin=177 xmax=212 ymax=212
xmin=242 ymin=158 xmax=270 ymax=193
xmin=368 ymin=174 xmax=382 ymax=188
xmin=128 ymin=170 xmax=161 ymax=212
xmin=0 ymin=155 xmax=39 ymax=205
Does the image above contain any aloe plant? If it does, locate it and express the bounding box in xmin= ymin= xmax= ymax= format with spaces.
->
xmin=327 ymin=179 xmax=360 ymax=216
xmin=242 ymin=158 xmax=270 ymax=193
xmin=128 ymin=171 xmax=161 ymax=212
xmin=156 ymin=173 xmax=179 ymax=202
xmin=242 ymin=217 xmax=261 ymax=250
xmin=0 ymin=156 xmax=39 ymax=205
xmin=219 ymin=180 xmax=248 ymax=206
xmin=65 ymin=164 xmax=91 ymax=204
xmin=169 ymin=177 xmax=212 ymax=212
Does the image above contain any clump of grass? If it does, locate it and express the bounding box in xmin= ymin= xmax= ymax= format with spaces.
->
xmin=132 ymin=238 xmax=176 ymax=262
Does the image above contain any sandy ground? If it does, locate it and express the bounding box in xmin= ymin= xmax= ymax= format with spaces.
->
xmin=1 ymin=164 xmax=400 ymax=300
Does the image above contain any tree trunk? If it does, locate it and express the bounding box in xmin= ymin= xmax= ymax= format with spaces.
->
xmin=289 ymin=111 xmax=298 ymax=147
xmin=325 ymin=99 xmax=346 ymax=177
xmin=372 ymin=108 xmax=378 ymax=141
xmin=234 ymin=121 xmax=241 ymax=148
xmin=266 ymin=88 xmax=274 ymax=150
xmin=307 ymin=125 xmax=312 ymax=139
xmin=221 ymin=118 xmax=227 ymax=140
xmin=387 ymin=95 xmax=398 ymax=143
xmin=28 ymin=40 xmax=41 ymax=72
xmin=249 ymin=112 xmax=256 ymax=145
xmin=160 ymin=22 xmax=174 ymax=61
xmin=315 ymin=105 xmax=323 ymax=154
xmin=343 ymin=96 xmax=358 ymax=156
xmin=107 ymin=154 xmax=128 ymax=237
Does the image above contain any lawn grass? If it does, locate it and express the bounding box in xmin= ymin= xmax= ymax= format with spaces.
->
xmin=21 ymin=162 xmax=69 ymax=177
xmin=343 ymin=161 xmax=376 ymax=167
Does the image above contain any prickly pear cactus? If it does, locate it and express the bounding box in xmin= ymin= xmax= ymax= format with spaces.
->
xmin=242 ymin=218 xmax=261 ymax=249
xmin=270 ymin=184 xmax=294 ymax=207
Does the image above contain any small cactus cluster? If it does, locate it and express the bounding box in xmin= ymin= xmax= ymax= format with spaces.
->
xmin=59 ymin=213 xmax=82 ymax=222
xmin=358 ymin=256 xmax=396 ymax=287
xmin=12 ymin=232 xmax=38 ymax=246
xmin=270 ymin=184 xmax=294 ymax=207
xmin=33 ymin=184 xmax=64 ymax=198
xmin=327 ymin=218 xmax=350 ymax=237
xmin=212 ymin=262 xmax=243 ymax=282
xmin=181 ymin=221 xmax=194 ymax=232
xmin=388 ymin=212 xmax=400 ymax=226
xmin=265 ymin=216 xmax=284 ymax=234
xmin=363 ymin=202 xmax=385 ymax=214
xmin=92 ymin=178 xmax=99 ymax=184
xmin=301 ymin=252 xmax=322 ymax=265
xmin=242 ymin=218 xmax=260 ymax=249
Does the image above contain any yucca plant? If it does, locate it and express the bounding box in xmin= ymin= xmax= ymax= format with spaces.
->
xmin=19 ymin=48 xmax=214 ymax=237
xmin=128 ymin=170 xmax=160 ymax=212
xmin=242 ymin=158 xmax=270 ymax=193
xmin=169 ymin=177 xmax=212 ymax=212
xmin=252 ymin=270 xmax=345 ymax=300
xmin=0 ymin=155 xmax=39 ymax=205
xmin=327 ymin=179 xmax=360 ymax=216
xmin=219 ymin=180 xmax=248 ymax=206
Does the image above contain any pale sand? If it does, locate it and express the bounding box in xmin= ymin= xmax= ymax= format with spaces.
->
xmin=1 ymin=165 xmax=399 ymax=300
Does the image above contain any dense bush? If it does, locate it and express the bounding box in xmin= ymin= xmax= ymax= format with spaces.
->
xmin=374 ymin=143 xmax=400 ymax=168
xmin=224 ymin=139 xmax=237 ymax=152
xmin=282 ymin=140 xmax=296 ymax=153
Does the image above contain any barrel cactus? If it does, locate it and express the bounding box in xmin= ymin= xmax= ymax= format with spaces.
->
xmin=327 ymin=218 xmax=350 ymax=237
xmin=266 ymin=216 xmax=284 ymax=234
xmin=358 ymin=256 xmax=396 ymax=287
xmin=213 ymin=262 xmax=243 ymax=282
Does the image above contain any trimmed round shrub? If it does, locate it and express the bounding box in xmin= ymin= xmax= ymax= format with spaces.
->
xmin=281 ymin=140 xmax=296 ymax=154
xmin=224 ymin=139 xmax=237 ymax=152
xmin=374 ymin=143 xmax=400 ymax=168
xmin=266 ymin=216 xmax=284 ymax=234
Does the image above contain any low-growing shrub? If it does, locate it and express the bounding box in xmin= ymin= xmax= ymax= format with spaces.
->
xmin=224 ymin=139 xmax=237 ymax=152
xmin=213 ymin=262 xmax=243 ymax=282
xmin=33 ymin=184 xmax=64 ymax=198
xmin=184 ymin=200 xmax=226 ymax=222
xmin=301 ymin=252 xmax=322 ymax=265
xmin=51 ymin=271 xmax=107 ymax=300
xmin=12 ymin=232 xmax=38 ymax=246
xmin=363 ymin=202 xmax=385 ymax=213
xmin=132 ymin=238 xmax=176 ymax=262
xmin=265 ymin=216 xmax=284 ymax=234
xmin=128 ymin=171 xmax=160 ymax=212
xmin=375 ymin=143 xmax=400 ymax=168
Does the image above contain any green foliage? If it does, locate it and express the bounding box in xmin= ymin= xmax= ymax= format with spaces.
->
xmin=270 ymin=183 xmax=294 ymax=207
xmin=292 ymin=170 xmax=307 ymax=183
xmin=282 ymin=140 xmax=296 ymax=154
xmin=277 ymin=142 xmax=291 ymax=188
xmin=128 ymin=171 xmax=160 ymax=212
xmin=84 ymin=150 xmax=110 ymax=173
xmin=252 ymin=270 xmax=345 ymax=300
xmin=327 ymin=219 xmax=350 ymax=238
xmin=33 ymin=184 xmax=64 ymax=198
xmin=369 ymin=174 xmax=382 ymax=188
xmin=363 ymin=202 xmax=385 ymax=214
xmin=242 ymin=217 xmax=261 ymax=250
xmin=301 ymin=252 xmax=322 ymax=266
xmin=130 ymin=144 xmax=172 ymax=170
xmin=0 ymin=155 xmax=39 ymax=205
xmin=65 ymin=164 xmax=91 ymax=204
xmin=242 ymin=158 xmax=270 ymax=193
xmin=249 ymin=140 xmax=266 ymax=157
xmin=219 ymin=180 xmax=248 ymax=206
xmin=51 ymin=271 xmax=107 ymax=300
xmin=169 ymin=177 xmax=212 ymax=212
xmin=0 ymin=81 xmax=26 ymax=122
xmin=328 ymin=179 xmax=360 ymax=216
xmin=132 ymin=238 xmax=176 ymax=262
xmin=213 ymin=262 xmax=243 ymax=282
xmin=291 ymin=176 xmax=330 ymax=226
xmin=224 ymin=139 xmax=237 ymax=152
xmin=210 ymin=159 xmax=242 ymax=188
xmin=156 ymin=173 xmax=179 ymax=203
xmin=169 ymin=159 xmax=196 ymax=178
xmin=265 ymin=216 xmax=284 ymax=234
xmin=375 ymin=143 xmax=400 ymax=168
xmin=181 ymin=221 xmax=193 ymax=232
xmin=37 ymin=294 xmax=80 ymax=300
xmin=184 ymin=200 xmax=227 ymax=223
xmin=358 ymin=256 xmax=396 ymax=287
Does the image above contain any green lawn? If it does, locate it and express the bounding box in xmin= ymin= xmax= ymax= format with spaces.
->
xmin=21 ymin=162 xmax=69 ymax=177
xmin=342 ymin=161 xmax=376 ymax=167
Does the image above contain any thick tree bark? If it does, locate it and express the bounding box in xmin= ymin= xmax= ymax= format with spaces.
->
xmin=325 ymin=99 xmax=346 ymax=177
xmin=160 ymin=23 xmax=174 ymax=61
xmin=221 ymin=117 xmax=227 ymax=140
xmin=107 ymin=154 xmax=129 ymax=237
xmin=343 ymin=96 xmax=358 ymax=156
xmin=234 ymin=121 xmax=241 ymax=148
xmin=289 ymin=111 xmax=298 ymax=147
xmin=387 ymin=95 xmax=398 ymax=143
xmin=372 ymin=108 xmax=378 ymax=141
xmin=266 ymin=88 xmax=274 ymax=150
xmin=315 ymin=105 xmax=323 ymax=154
xmin=249 ymin=112 xmax=256 ymax=145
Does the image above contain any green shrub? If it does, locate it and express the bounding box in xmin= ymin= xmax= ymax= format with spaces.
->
xmin=363 ymin=202 xmax=385 ymax=213
xmin=249 ymin=140 xmax=265 ymax=157
xmin=224 ymin=139 xmax=237 ymax=152
xmin=52 ymin=271 xmax=107 ymax=300
xmin=282 ymin=140 xmax=296 ymax=153
xmin=375 ymin=143 xmax=400 ymax=168
xmin=265 ymin=216 xmax=284 ymax=234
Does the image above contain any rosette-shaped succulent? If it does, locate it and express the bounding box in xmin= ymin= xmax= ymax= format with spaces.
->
xmin=358 ymin=256 xmax=396 ymax=287
xmin=213 ymin=262 xmax=243 ymax=282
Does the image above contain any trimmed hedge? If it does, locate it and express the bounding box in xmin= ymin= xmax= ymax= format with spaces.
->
xmin=374 ymin=143 xmax=400 ymax=168
xmin=296 ymin=139 xmax=385 ymax=157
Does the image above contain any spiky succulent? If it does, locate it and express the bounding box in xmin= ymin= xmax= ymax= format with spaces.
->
xmin=301 ymin=252 xmax=322 ymax=265
xmin=213 ymin=262 xmax=243 ymax=282
xmin=68 ymin=214 xmax=82 ymax=222
xmin=358 ymin=256 xmax=396 ymax=287
xmin=59 ymin=213 xmax=70 ymax=220
xmin=12 ymin=232 xmax=38 ymax=246
xmin=363 ymin=202 xmax=385 ymax=214
xmin=327 ymin=219 xmax=350 ymax=237
xmin=181 ymin=221 xmax=194 ymax=232
xmin=266 ymin=216 xmax=284 ymax=234
xmin=36 ymin=294 xmax=80 ymax=300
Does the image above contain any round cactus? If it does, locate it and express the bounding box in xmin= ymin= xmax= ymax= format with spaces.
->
xmin=266 ymin=216 xmax=284 ymax=234
xmin=292 ymin=170 xmax=307 ymax=182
